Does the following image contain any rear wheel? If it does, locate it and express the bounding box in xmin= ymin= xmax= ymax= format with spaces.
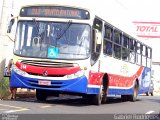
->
xmin=150 ymin=92 xmax=153 ymax=96
xmin=128 ymin=82 xmax=138 ymax=102
xmin=36 ymin=89 xmax=48 ymax=101
xmin=146 ymin=92 xmax=149 ymax=96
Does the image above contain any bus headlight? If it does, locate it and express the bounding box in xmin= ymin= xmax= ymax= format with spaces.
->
xmin=12 ymin=65 xmax=26 ymax=76
xmin=67 ymin=70 xmax=85 ymax=79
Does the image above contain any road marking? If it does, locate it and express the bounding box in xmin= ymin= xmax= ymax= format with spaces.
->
xmin=40 ymin=105 xmax=52 ymax=108
xmin=0 ymin=104 xmax=23 ymax=109
xmin=4 ymin=108 xmax=29 ymax=113
xmin=146 ymin=110 xmax=155 ymax=114
xmin=0 ymin=109 xmax=8 ymax=111
xmin=0 ymin=104 xmax=29 ymax=113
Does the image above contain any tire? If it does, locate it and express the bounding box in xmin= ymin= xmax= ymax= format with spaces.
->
xmin=92 ymin=81 xmax=107 ymax=105
xmin=36 ymin=89 xmax=47 ymax=101
xmin=92 ymin=94 xmax=101 ymax=105
xmin=101 ymin=80 xmax=107 ymax=103
xmin=128 ymin=82 xmax=138 ymax=102
xmin=146 ymin=92 xmax=149 ymax=96
xmin=150 ymin=92 xmax=153 ymax=96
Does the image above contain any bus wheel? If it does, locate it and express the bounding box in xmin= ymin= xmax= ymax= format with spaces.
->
xmin=92 ymin=81 xmax=106 ymax=105
xmin=146 ymin=92 xmax=149 ymax=96
xmin=129 ymin=82 xmax=138 ymax=102
xmin=150 ymin=92 xmax=153 ymax=96
xmin=36 ymin=89 xmax=47 ymax=101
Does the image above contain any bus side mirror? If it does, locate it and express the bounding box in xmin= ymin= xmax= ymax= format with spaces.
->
xmin=7 ymin=18 xmax=15 ymax=33
xmin=6 ymin=17 xmax=17 ymax=42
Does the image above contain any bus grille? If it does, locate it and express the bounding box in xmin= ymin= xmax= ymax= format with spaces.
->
xmin=20 ymin=60 xmax=74 ymax=68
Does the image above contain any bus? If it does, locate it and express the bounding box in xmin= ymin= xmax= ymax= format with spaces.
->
xmin=8 ymin=4 xmax=152 ymax=105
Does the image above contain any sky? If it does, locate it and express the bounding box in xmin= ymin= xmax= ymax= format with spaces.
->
xmin=1 ymin=0 xmax=160 ymax=62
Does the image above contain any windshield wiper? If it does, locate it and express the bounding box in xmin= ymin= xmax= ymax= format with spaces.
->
xmin=56 ymin=20 xmax=72 ymax=40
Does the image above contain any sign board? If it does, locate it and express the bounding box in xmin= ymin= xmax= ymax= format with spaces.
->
xmin=20 ymin=6 xmax=90 ymax=20
xmin=133 ymin=21 xmax=160 ymax=38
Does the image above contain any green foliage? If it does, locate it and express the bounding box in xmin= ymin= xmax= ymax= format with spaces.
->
xmin=0 ymin=77 xmax=10 ymax=99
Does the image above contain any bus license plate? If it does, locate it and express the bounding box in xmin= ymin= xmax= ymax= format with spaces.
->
xmin=38 ymin=80 xmax=51 ymax=86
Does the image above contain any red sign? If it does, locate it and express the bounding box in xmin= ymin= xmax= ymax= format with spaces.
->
xmin=133 ymin=21 xmax=160 ymax=38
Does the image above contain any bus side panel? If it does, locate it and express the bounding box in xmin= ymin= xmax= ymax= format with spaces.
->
xmin=100 ymin=56 xmax=152 ymax=95
xmin=138 ymin=67 xmax=151 ymax=94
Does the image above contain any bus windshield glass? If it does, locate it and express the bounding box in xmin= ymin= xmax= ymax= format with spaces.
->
xmin=14 ymin=21 xmax=91 ymax=59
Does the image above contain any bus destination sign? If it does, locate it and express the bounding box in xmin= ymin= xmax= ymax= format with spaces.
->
xmin=20 ymin=6 xmax=90 ymax=20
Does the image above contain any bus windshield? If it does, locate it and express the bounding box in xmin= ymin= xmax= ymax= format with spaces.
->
xmin=14 ymin=21 xmax=91 ymax=59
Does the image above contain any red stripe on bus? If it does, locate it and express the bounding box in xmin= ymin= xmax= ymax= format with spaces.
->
xmin=16 ymin=62 xmax=80 ymax=75
xmin=88 ymin=66 xmax=144 ymax=88
xmin=108 ymin=66 xmax=143 ymax=87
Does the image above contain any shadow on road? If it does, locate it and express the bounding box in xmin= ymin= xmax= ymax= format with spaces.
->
xmin=10 ymin=95 xmax=143 ymax=107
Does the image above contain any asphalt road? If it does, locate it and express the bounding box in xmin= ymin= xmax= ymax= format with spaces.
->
xmin=0 ymin=95 xmax=160 ymax=120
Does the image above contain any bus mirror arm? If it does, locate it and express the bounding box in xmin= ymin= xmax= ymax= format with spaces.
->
xmin=6 ymin=33 xmax=15 ymax=42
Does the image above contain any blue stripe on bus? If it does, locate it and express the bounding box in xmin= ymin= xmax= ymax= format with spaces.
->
xmin=108 ymin=88 xmax=134 ymax=95
xmin=10 ymin=70 xmax=88 ymax=94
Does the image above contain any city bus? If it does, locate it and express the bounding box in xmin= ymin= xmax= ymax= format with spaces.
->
xmin=8 ymin=4 xmax=152 ymax=105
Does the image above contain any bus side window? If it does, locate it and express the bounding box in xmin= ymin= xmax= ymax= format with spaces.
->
xmin=129 ymin=39 xmax=135 ymax=63
xmin=122 ymin=35 xmax=129 ymax=61
xmin=114 ymin=44 xmax=121 ymax=59
xmin=103 ymin=25 xmax=113 ymax=56
xmin=103 ymin=40 xmax=112 ymax=55
xmin=104 ymin=25 xmax=112 ymax=40
xmin=142 ymin=45 xmax=147 ymax=66
xmin=114 ymin=30 xmax=121 ymax=44
xmin=146 ymin=47 xmax=151 ymax=67
xmin=136 ymin=42 xmax=142 ymax=65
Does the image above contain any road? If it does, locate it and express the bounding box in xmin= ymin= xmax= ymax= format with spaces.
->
xmin=0 ymin=95 xmax=160 ymax=120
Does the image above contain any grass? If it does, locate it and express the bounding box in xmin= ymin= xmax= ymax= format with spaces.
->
xmin=0 ymin=77 xmax=10 ymax=100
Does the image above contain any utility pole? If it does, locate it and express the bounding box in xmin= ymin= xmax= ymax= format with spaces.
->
xmin=0 ymin=0 xmax=13 ymax=80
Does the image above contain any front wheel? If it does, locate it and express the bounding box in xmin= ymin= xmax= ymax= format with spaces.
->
xmin=92 ymin=81 xmax=107 ymax=105
xmin=36 ymin=89 xmax=48 ymax=101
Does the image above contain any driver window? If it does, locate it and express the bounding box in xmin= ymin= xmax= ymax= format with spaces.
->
xmin=91 ymin=18 xmax=102 ymax=66
xmin=93 ymin=18 xmax=102 ymax=53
